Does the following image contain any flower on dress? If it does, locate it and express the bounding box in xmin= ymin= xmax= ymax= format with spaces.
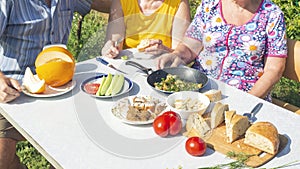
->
xmin=202 ymin=54 xmax=218 ymax=71
xmin=243 ymin=40 xmax=261 ymax=55
xmin=203 ymin=33 xmax=216 ymax=47
xmin=211 ymin=15 xmax=223 ymax=26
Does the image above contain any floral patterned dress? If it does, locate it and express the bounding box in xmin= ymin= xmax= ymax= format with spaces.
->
xmin=186 ymin=0 xmax=287 ymax=95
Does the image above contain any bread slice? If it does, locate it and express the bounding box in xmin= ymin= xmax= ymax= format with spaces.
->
xmin=184 ymin=113 xmax=211 ymax=138
xmin=137 ymin=39 xmax=151 ymax=52
xmin=204 ymin=89 xmax=222 ymax=102
xmin=244 ymin=122 xmax=280 ymax=154
xmin=225 ymin=110 xmax=250 ymax=143
xmin=210 ymin=102 xmax=229 ymax=129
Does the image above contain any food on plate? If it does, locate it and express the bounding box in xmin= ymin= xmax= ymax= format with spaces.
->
xmin=173 ymin=97 xmax=207 ymax=111
xmin=210 ymin=102 xmax=229 ymax=129
xmin=126 ymin=96 xmax=161 ymax=121
xmin=35 ymin=46 xmax=75 ymax=87
xmin=225 ymin=110 xmax=250 ymax=143
xmin=96 ymin=73 xmax=125 ymax=96
xmin=153 ymin=111 xmax=182 ymax=137
xmin=204 ymin=89 xmax=222 ymax=102
xmin=84 ymin=83 xmax=100 ymax=95
xmin=137 ymin=39 xmax=151 ymax=52
xmin=244 ymin=122 xmax=280 ymax=154
xmin=154 ymin=74 xmax=202 ymax=92
xmin=22 ymin=67 xmax=46 ymax=94
xmin=184 ymin=113 xmax=211 ymax=138
xmin=185 ymin=136 xmax=207 ymax=156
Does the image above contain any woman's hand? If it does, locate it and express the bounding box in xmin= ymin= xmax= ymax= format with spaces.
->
xmin=101 ymin=40 xmax=120 ymax=58
xmin=156 ymin=52 xmax=186 ymax=69
xmin=0 ymin=74 xmax=22 ymax=103
xmin=144 ymin=39 xmax=173 ymax=55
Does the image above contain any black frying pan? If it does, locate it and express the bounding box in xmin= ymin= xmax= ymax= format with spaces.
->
xmin=125 ymin=61 xmax=209 ymax=94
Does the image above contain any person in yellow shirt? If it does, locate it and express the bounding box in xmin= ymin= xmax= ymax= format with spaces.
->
xmin=101 ymin=0 xmax=190 ymax=58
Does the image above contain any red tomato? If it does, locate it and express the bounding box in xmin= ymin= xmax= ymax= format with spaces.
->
xmin=163 ymin=111 xmax=182 ymax=136
xmin=84 ymin=83 xmax=100 ymax=94
xmin=153 ymin=111 xmax=182 ymax=137
xmin=185 ymin=137 xmax=207 ymax=156
xmin=153 ymin=115 xmax=169 ymax=137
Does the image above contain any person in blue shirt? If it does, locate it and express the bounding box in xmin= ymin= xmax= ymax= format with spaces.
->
xmin=0 ymin=0 xmax=111 ymax=168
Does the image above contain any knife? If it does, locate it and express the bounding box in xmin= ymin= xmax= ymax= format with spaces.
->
xmin=96 ymin=57 xmax=128 ymax=74
xmin=243 ymin=102 xmax=263 ymax=123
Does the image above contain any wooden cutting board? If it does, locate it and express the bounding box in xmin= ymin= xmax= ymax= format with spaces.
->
xmin=201 ymin=124 xmax=288 ymax=168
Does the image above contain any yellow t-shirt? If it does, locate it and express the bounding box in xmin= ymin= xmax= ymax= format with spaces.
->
xmin=120 ymin=0 xmax=180 ymax=49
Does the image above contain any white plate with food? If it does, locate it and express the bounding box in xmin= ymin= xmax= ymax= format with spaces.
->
xmin=22 ymin=80 xmax=76 ymax=98
xmin=111 ymin=95 xmax=167 ymax=125
xmin=81 ymin=73 xmax=133 ymax=99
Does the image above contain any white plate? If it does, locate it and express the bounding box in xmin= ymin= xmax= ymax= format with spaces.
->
xmin=81 ymin=74 xmax=133 ymax=99
xmin=22 ymin=80 xmax=76 ymax=98
xmin=111 ymin=96 xmax=167 ymax=125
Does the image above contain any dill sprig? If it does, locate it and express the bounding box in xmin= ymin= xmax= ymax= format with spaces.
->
xmin=197 ymin=151 xmax=300 ymax=169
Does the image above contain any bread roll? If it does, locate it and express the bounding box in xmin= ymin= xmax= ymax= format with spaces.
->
xmin=225 ymin=110 xmax=250 ymax=143
xmin=137 ymin=39 xmax=151 ymax=52
xmin=204 ymin=89 xmax=222 ymax=102
xmin=184 ymin=113 xmax=211 ymax=138
xmin=244 ymin=122 xmax=280 ymax=154
xmin=210 ymin=102 xmax=229 ymax=129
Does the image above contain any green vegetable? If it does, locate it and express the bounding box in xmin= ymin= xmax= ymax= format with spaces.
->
xmin=121 ymin=55 xmax=128 ymax=60
xmin=111 ymin=74 xmax=125 ymax=96
xmin=100 ymin=73 xmax=113 ymax=96
xmin=96 ymin=76 xmax=106 ymax=96
xmin=105 ymin=74 xmax=119 ymax=96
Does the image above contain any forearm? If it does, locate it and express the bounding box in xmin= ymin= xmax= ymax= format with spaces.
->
xmin=248 ymin=57 xmax=286 ymax=98
xmin=173 ymin=43 xmax=196 ymax=64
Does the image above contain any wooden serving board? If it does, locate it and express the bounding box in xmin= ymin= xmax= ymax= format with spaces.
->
xmin=202 ymin=124 xmax=288 ymax=168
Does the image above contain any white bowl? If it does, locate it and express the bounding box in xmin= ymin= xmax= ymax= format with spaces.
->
xmin=166 ymin=91 xmax=210 ymax=119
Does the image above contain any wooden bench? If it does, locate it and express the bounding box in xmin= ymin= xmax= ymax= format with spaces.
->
xmin=272 ymin=39 xmax=300 ymax=115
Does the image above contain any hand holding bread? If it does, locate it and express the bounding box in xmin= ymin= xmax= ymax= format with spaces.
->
xmin=137 ymin=39 xmax=172 ymax=55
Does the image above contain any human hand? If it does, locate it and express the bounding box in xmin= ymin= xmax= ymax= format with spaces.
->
xmin=101 ymin=40 xmax=120 ymax=58
xmin=0 ymin=74 xmax=22 ymax=103
xmin=156 ymin=52 xmax=185 ymax=69
xmin=144 ymin=39 xmax=172 ymax=55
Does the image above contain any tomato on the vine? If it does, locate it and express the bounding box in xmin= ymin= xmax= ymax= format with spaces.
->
xmin=185 ymin=137 xmax=206 ymax=156
xmin=84 ymin=83 xmax=100 ymax=94
xmin=152 ymin=111 xmax=182 ymax=137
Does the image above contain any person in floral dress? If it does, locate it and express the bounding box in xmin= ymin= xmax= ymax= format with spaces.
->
xmin=157 ymin=0 xmax=287 ymax=101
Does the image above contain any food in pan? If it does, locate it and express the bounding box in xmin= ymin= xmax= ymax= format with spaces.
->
xmin=154 ymin=74 xmax=202 ymax=92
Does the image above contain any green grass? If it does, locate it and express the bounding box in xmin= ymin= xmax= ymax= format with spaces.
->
xmin=16 ymin=1 xmax=300 ymax=168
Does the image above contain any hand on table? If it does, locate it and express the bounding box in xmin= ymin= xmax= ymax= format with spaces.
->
xmin=0 ymin=74 xmax=22 ymax=103
xmin=101 ymin=40 xmax=120 ymax=58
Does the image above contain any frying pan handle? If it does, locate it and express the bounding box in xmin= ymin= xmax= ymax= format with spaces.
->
xmin=125 ymin=61 xmax=153 ymax=75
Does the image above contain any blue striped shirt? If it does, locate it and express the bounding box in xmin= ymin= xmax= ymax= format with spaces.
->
xmin=0 ymin=0 xmax=92 ymax=80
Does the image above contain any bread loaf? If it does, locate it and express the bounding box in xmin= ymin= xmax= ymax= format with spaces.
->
xmin=210 ymin=102 xmax=229 ymax=129
xmin=184 ymin=113 xmax=211 ymax=138
xmin=225 ymin=110 xmax=250 ymax=143
xmin=244 ymin=122 xmax=280 ymax=154
xmin=204 ymin=89 xmax=222 ymax=102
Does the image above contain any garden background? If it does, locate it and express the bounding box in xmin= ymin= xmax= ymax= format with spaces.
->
xmin=16 ymin=0 xmax=300 ymax=168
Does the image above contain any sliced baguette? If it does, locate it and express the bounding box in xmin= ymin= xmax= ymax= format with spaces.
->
xmin=137 ymin=39 xmax=151 ymax=52
xmin=244 ymin=122 xmax=280 ymax=154
xmin=210 ymin=102 xmax=229 ymax=129
xmin=225 ymin=110 xmax=250 ymax=143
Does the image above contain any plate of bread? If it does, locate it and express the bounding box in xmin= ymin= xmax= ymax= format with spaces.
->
xmin=111 ymin=95 xmax=167 ymax=125
xmin=183 ymin=101 xmax=288 ymax=168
